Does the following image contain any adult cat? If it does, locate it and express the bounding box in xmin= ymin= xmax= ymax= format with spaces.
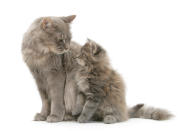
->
xmin=22 ymin=15 xmax=81 ymax=122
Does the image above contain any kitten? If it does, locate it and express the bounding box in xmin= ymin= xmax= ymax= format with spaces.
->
xmin=72 ymin=39 xmax=128 ymax=123
xmin=22 ymin=15 xmax=81 ymax=122
xmin=72 ymin=39 xmax=173 ymax=123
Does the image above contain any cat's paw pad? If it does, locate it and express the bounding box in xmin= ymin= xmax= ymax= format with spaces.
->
xmin=77 ymin=115 xmax=88 ymax=123
xmin=104 ymin=115 xmax=117 ymax=124
xmin=46 ymin=115 xmax=63 ymax=123
xmin=34 ymin=113 xmax=47 ymax=121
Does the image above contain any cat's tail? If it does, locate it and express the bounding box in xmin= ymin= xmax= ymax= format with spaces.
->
xmin=128 ymin=104 xmax=173 ymax=120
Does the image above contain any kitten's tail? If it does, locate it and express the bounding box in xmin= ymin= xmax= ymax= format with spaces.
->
xmin=128 ymin=104 xmax=173 ymax=120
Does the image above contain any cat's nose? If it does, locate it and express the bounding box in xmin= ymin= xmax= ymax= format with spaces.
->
xmin=64 ymin=44 xmax=69 ymax=50
xmin=65 ymin=46 xmax=68 ymax=50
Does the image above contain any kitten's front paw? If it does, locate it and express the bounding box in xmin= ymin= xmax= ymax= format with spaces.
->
xmin=34 ymin=113 xmax=47 ymax=121
xmin=46 ymin=115 xmax=63 ymax=123
xmin=77 ymin=115 xmax=88 ymax=123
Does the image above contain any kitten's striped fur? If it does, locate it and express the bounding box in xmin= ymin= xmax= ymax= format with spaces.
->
xmin=73 ymin=39 xmax=173 ymax=123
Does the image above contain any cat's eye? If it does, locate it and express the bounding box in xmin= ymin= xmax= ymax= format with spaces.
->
xmin=57 ymin=39 xmax=63 ymax=43
xmin=57 ymin=38 xmax=66 ymax=43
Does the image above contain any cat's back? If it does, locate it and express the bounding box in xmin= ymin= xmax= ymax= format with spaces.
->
xmin=104 ymin=68 xmax=126 ymax=98
xmin=22 ymin=18 xmax=42 ymax=48
xmin=93 ymin=68 xmax=127 ymax=121
xmin=21 ymin=17 xmax=49 ymax=67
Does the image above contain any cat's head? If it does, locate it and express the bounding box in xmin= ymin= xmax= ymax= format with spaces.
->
xmin=76 ymin=39 xmax=107 ymax=67
xmin=28 ymin=15 xmax=76 ymax=54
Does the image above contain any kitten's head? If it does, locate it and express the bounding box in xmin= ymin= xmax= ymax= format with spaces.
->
xmin=26 ymin=15 xmax=76 ymax=54
xmin=76 ymin=39 xmax=107 ymax=67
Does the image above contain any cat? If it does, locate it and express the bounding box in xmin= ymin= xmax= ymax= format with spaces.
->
xmin=22 ymin=15 xmax=81 ymax=122
xmin=72 ymin=39 xmax=173 ymax=123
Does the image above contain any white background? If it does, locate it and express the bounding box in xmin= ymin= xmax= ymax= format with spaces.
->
xmin=0 ymin=0 xmax=181 ymax=130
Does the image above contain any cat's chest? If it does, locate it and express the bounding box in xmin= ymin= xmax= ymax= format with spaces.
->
xmin=64 ymin=70 xmax=77 ymax=113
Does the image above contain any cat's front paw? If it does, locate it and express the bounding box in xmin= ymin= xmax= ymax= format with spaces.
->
xmin=104 ymin=115 xmax=117 ymax=124
xmin=46 ymin=115 xmax=63 ymax=123
xmin=77 ymin=115 xmax=88 ymax=123
xmin=34 ymin=113 xmax=47 ymax=121
xmin=63 ymin=114 xmax=76 ymax=121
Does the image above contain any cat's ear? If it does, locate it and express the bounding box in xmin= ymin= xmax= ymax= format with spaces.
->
xmin=62 ymin=15 xmax=76 ymax=23
xmin=41 ymin=17 xmax=52 ymax=30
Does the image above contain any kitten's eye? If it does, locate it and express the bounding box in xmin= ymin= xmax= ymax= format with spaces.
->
xmin=82 ymin=53 xmax=87 ymax=57
xmin=93 ymin=45 xmax=102 ymax=56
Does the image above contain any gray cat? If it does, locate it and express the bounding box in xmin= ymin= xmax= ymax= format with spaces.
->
xmin=22 ymin=15 xmax=81 ymax=122
xmin=72 ymin=39 xmax=173 ymax=123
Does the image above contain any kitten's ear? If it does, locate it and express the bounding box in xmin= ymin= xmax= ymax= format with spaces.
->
xmin=87 ymin=39 xmax=103 ymax=56
xmin=41 ymin=17 xmax=52 ymax=30
xmin=62 ymin=15 xmax=76 ymax=23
